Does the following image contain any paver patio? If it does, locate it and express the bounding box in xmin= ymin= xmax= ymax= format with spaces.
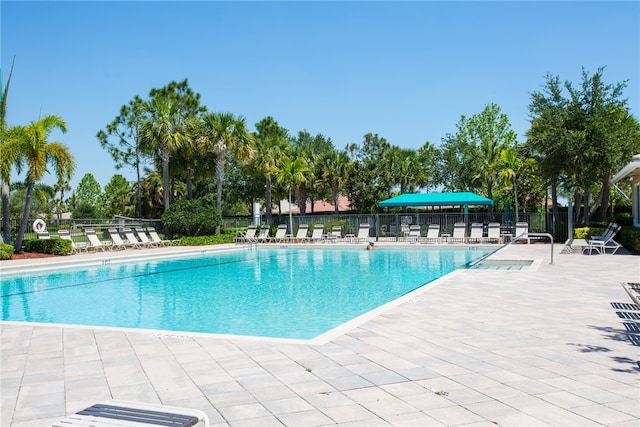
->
xmin=1 ymin=243 xmax=639 ymax=426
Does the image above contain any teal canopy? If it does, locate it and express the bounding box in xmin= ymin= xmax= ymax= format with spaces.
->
xmin=378 ymin=192 xmax=494 ymax=208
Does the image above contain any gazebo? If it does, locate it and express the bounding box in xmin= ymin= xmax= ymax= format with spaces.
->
xmin=378 ymin=192 xmax=494 ymax=211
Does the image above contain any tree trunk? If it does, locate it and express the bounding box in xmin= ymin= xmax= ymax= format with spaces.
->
xmin=550 ymin=181 xmax=559 ymax=228
xmin=265 ymin=176 xmax=272 ymax=224
xmin=135 ymin=141 xmax=143 ymax=218
xmin=2 ymin=180 xmax=12 ymax=244
xmin=597 ymin=174 xmax=611 ymax=221
xmin=14 ymin=181 xmax=35 ymax=253
xmin=161 ymin=146 xmax=170 ymax=212
xmin=582 ymin=189 xmax=591 ymax=223
xmin=186 ymin=168 xmax=193 ymax=200
xmin=512 ymin=176 xmax=519 ymax=223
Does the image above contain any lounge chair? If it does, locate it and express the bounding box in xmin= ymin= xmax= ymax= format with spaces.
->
xmin=406 ymin=224 xmax=421 ymax=243
xmin=591 ymin=223 xmax=618 ymax=241
xmin=52 ymin=399 xmax=210 ymax=427
xmin=85 ymin=229 xmax=113 ymax=251
xmin=621 ymin=282 xmax=640 ymax=306
xmin=293 ymin=224 xmax=309 ymax=242
xmin=468 ymin=223 xmax=484 ymax=243
xmin=423 ymin=224 xmax=440 ymax=243
xmin=486 ymin=222 xmax=501 ymax=243
xmin=514 ymin=222 xmax=530 ymax=244
xmin=327 ymin=226 xmax=342 ymax=243
xmin=36 ymin=230 xmax=51 ymax=239
xmin=356 ymin=223 xmax=371 ymax=243
xmin=135 ymin=227 xmax=159 ymax=247
xmin=268 ymin=224 xmax=288 ymax=243
xmin=147 ymin=227 xmax=178 ymax=246
xmin=107 ymin=228 xmax=130 ymax=250
xmin=235 ymin=225 xmax=257 ymax=244
xmin=450 ymin=222 xmax=467 ymax=243
xmin=58 ymin=229 xmax=88 ymax=253
xmin=123 ymin=228 xmax=143 ymax=248
xmin=310 ymin=224 xmax=325 ymax=243
xmin=256 ymin=227 xmax=270 ymax=243
xmin=587 ymin=225 xmax=622 ymax=255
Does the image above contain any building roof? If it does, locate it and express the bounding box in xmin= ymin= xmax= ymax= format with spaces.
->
xmin=378 ymin=192 xmax=494 ymax=207
xmin=611 ymin=154 xmax=640 ymax=184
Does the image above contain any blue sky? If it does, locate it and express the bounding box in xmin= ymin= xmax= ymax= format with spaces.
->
xmin=2 ymin=1 xmax=639 ymax=189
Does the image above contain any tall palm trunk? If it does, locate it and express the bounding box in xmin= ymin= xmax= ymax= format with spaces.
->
xmin=215 ymin=156 xmax=224 ymax=211
xmin=14 ymin=181 xmax=34 ymax=253
xmin=161 ymin=146 xmax=170 ymax=212
xmin=2 ymin=181 xmax=11 ymax=243
xmin=265 ymin=176 xmax=272 ymax=223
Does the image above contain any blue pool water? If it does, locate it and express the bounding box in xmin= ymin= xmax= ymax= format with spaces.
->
xmin=1 ymin=247 xmax=493 ymax=339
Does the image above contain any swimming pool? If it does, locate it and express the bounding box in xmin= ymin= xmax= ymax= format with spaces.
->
xmin=1 ymin=246 xmax=494 ymax=339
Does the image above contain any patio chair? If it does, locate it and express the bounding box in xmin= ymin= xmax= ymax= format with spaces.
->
xmin=406 ymin=224 xmax=421 ymax=243
xmin=58 ymin=229 xmax=88 ymax=253
xmin=310 ymin=224 xmax=325 ymax=243
xmin=135 ymin=227 xmax=160 ymax=247
xmin=256 ymin=227 xmax=270 ymax=243
xmin=591 ymin=223 xmax=618 ymax=241
xmin=356 ymin=223 xmax=371 ymax=243
xmin=107 ymin=228 xmax=130 ymax=250
xmin=147 ymin=227 xmax=179 ymax=246
xmin=235 ymin=225 xmax=257 ymax=244
xmin=52 ymin=399 xmax=210 ymax=427
xmin=268 ymin=224 xmax=288 ymax=243
xmin=468 ymin=223 xmax=484 ymax=243
xmin=514 ymin=222 xmax=530 ymax=244
xmin=36 ymin=230 xmax=51 ymax=239
xmin=423 ymin=224 xmax=440 ymax=243
xmin=450 ymin=222 xmax=467 ymax=243
xmin=486 ymin=222 xmax=501 ymax=243
xmin=621 ymin=282 xmax=640 ymax=306
xmin=587 ymin=225 xmax=622 ymax=255
xmin=293 ymin=224 xmax=310 ymax=242
xmin=123 ymin=228 xmax=143 ymax=248
xmin=85 ymin=229 xmax=113 ymax=251
xmin=327 ymin=226 xmax=342 ymax=243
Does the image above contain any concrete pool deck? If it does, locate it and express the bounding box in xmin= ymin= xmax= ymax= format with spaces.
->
xmin=1 ymin=243 xmax=639 ymax=426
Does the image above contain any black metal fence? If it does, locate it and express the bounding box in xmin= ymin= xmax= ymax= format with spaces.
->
xmin=2 ymin=212 xmax=569 ymax=245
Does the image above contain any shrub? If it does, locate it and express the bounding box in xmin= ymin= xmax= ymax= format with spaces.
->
xmin=23 ymin=238 xmax=73 ymax=255
xmin=179 ymin=232 xmax=236 ymax=246
xmin=617 ymin=226 xmax=640 ymax=254
xmin=162 ymin=195 xmax=222 ymax=237
xmin=573 ymin=227 xmax=605 ymax=239
xmin=0 ymin=243 xmax=14 ymax=260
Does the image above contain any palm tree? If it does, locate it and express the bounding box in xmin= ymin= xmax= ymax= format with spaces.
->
xmin=198 ymin=112 xmax=253 ymax=212
xmin=275 ymin=155 xmax=310 ymax=233
xmin=139 ymin=97 xmax=192 ymax=212
xmin=0 ymin=56 xmax=16 ymax=243
xmin=12 ymin=115 xmax=75 ymax=252
xmin=498 ymin=146 xmax=537 ymax=222
xmin=53 ymin=177 xmax=72 ymax=220
xmin=318 ymin=150 xmax=350 ymax=214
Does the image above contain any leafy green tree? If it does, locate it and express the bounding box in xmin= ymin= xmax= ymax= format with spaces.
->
xmin=162 ymin=195 xmax=222 ymax=237
xmin=197 ymin=112 xmax=253 ymax=214
xmin=11 ymin=115 xmax=75 ymax=252
xmin=291 ymin=130 xmax=334 ymax=215
xmin=72 ymin=202 xmax=98 ymax=219
xmin=251 ymin=117 xmax=289 ymax=223
xmin=101 ymin=174 xmax=132 ymax=217
xmin=497 ymin=146 xmax=539 ymax=221
xmin=53 ymin=177 xmax=71 ymax=220
xmin=139 ymin=97 xmax=192 ymax=212
xmin=275 ymin=155 xmax=310 ymax=233
xmin=346 ymin=133 xmax=394 ymax=213
xmin=75 ymin=173 xmax=102 ymax=211
xmin=97 ymin=95 xmax=149 ymax=217
xmin=527 ymin=67 xmax=640 ymax=222
xmin=318 ymin=149 xmax=351 ymax=214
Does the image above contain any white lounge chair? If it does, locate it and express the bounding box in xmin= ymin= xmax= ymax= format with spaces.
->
xmin=424 ymin=224 xmax=440 ymax=243
xmin=107 ymin=228 xmax=130 ymax=250
xmin=514 ymin=222 xmax=530 ymax=244
xmin=450 ymin=222 xmax=467 ymax=243
xmin=327 ymin=226 xmax=342 ymax=243
xmin=52 ymin=399 xmax=210 ymax=427
xmin=486 ymin=222 xmax=501 ymax=243
xmin=268 ymin=224 xmax=288 ymax=243
xmin=256 ymin=227 xmax=270 ymax=243
xmin=235 ymin=225 xmax=257 ymax=244
xmin=123 ymin=228 xmax=143 ymax=249
xmin=621 ymin=282 xmax=640 ymax=306
xmin=310 ymin=224 xmax=325 ymax=243
xmin=406 ymin=224 xmax=421 ymax=243
xmin=135 ymin=227 xmax=159 ymax=247
xmin=85 ymin=229 xmax=113 ymax=251
xmin=293 ymin=224 xmax=309 ymax=242
xmin=356 ymin=223 xmax=370 ymax=243
xmin=58 ymin=229 xmax=88 ymax=253
xmin=587 ymin=225 xmax=622 ymax=255
xmin=468 ymin=223 xmax=484 ymax=243
xmin=147 ymin=227 xmax=177 ymax=246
